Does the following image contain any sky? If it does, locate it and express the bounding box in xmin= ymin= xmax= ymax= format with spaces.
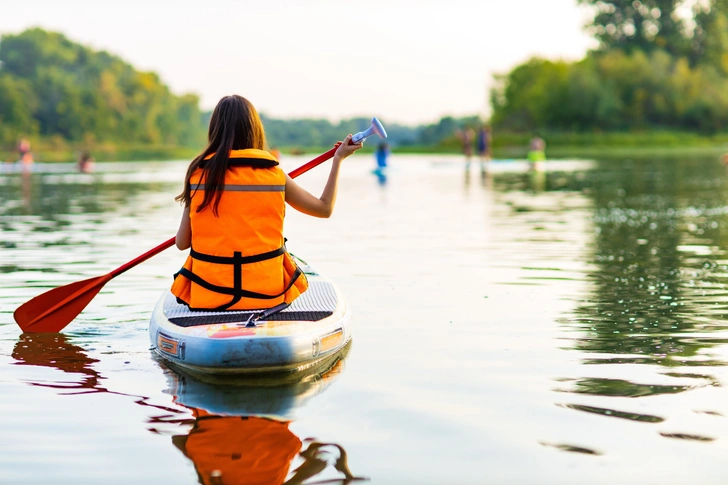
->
xmin=0 ymin=0 xmax=597 ymax=125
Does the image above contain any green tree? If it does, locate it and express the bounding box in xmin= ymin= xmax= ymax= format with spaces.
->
xmin=0 ymin=28 xmax=206 ymax=147
xmin=691 ymin=0 xmax=728 ymax=74
xmin=489 ymin=50 xmax=728 ymax=133
xmin=489 ymin=58 xmax=571 ymax=131
xmin=0 ymin=73 xmax=38 ymax=144
xmin=559 ymin=59 xmax=623 ymax=130
xmin=577 ymin=0 xmax=690 ymax=56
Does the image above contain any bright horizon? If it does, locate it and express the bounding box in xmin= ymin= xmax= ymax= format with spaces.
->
xmin=1 ymin=0 xmax=597 ymax=125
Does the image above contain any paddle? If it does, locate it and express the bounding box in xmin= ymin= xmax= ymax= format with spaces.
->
xmin=14 ymin=118 xmax=387 ymax=334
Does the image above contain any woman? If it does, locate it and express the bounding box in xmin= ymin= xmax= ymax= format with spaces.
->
xmin=172 ymin=95 xmax=362 ymax=311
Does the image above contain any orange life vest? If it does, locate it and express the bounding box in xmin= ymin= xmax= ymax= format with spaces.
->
xmin=171 ymin=149 xmax=308 ymax=311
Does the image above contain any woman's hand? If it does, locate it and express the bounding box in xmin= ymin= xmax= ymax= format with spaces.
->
xmin=333 ymin=134 xmax=363 ymax=162
xmin=285 ymin=134 xmax=363 ymax=218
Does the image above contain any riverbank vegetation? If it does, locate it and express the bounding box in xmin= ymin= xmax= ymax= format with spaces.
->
xmin=491 ymin=0 xmax=728 ymax=136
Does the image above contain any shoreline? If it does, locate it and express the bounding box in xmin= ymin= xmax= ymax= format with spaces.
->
xmin=6 ymin=138 xmax=727 ymax=164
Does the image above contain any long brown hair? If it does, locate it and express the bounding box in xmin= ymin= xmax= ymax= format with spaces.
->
xmin=175 ymin=95 xmax=267 ymax=215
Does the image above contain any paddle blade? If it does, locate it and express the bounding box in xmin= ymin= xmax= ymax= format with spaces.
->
xmin=13 ymin=275 xmax=111 ymax=333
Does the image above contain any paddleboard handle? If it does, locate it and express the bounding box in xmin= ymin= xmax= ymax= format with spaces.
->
xmin=351 ymin=117 xmax=387 ymax=144
xmin=244 ymin=302 xmax=289 ymax=327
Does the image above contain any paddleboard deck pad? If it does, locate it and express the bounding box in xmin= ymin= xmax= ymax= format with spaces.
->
xmin=149 ymin=257 xmax=351 ymax=374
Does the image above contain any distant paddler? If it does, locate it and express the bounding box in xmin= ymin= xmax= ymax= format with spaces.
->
xmin=476 ymin=124 xmax=492 ymax=177
xmin=527 ymin=135 xmax=546 ymax=171
xmin=78 ymin=150 xmax=95 ymax=173
xmin=17 ymin=137 xmax=34 ymax=169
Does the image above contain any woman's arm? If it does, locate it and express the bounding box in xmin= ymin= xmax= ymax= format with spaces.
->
xmin=176 ymin=205 xmax=191 ymax=250
xmin=285 ymin=134 xmax=362 ymax=218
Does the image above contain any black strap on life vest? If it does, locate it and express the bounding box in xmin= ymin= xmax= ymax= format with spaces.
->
xmin=177 ymin=246 xmax=302 ymax=311
xmin=199 ymin=158 xmax=279 ymax=169
xmin=189 ymin=246 xmax=285 ymax=265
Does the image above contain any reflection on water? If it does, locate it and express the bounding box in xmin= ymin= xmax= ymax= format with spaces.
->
xmin=5 ymin=156 xmax=728 ymax=482
xmin=12 ymin=333 xmax=105 ymax=393
xmin=477 ymin=158 xmax=728 ymax=462
xmin=507 ymin=159 xmax=728 ymax=445
xmin=557 ymin=403 xmax=664 ymax=423
xmin=11 ymin=332 xmax=363 ymax=485
xmin=563 ymin=161 xmax=728 ymax=369
xmin=11 ymin=333 xmax=190 ymax=428
xmin=570 ymin=162 xmax=728 ymax=365
xmin=165 ymin=345 xmax=365 ymax=485
xmin=538 ymin=441 xmax=602 ymax=456
xmin=172 ymin=414 xmax=365 ymax=485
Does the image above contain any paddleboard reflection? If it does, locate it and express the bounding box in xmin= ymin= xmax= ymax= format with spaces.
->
xmin=161 ymin=342 xmax=367 ymax=485
xmin=11 ymin=334 xmax=366 ymax=485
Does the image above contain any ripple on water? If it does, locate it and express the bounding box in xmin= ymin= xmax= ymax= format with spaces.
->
xmin=539 ymin=441 xmax=603 ymax=455
xmin=557 ymin=403 xmax=665 ymax=423
xmin=555 ymin=377 xmax=698 ymax=397
xmin=659 ymin=432 xmax=715 ymax=442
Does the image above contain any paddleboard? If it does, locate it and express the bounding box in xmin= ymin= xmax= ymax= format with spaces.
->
xmin=149 ymin=256 xmax=351 ymax=375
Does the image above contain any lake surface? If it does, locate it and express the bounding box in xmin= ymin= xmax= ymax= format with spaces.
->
xmin=2 ymin=154 xmax=728 ymax=484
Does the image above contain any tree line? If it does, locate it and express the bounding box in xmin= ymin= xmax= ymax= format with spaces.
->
xmin=491 ymin=0 xmax=728 ymax=133
xmin=0 ymin=28 xmax=206 ymax=150
xmin=0 ymin=28 xmax=478 ymax=155
xmin=261 ymin=114 xmax=480 ymax=150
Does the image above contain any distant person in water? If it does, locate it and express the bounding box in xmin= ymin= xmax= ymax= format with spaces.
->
xmin=457 ymin=127 xmax=475 ymax=170
xmin=373 ymin=142 xmax=389 ymax=185
xmin=527 ymin=135 xmax=546 ymax=170
xmin=78 ymin=151 xmax=95 ymax=173
xmin=17 ymin=138 xmax=33 ymax=167
xmin=476 ymin=125 xmax=492 ymax=176
xmin=375 ymin=142 xmax=389 ymax=170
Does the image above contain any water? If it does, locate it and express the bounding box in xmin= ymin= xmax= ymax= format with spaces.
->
xmin=2 ymin=155 xmax=728 ymax=484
